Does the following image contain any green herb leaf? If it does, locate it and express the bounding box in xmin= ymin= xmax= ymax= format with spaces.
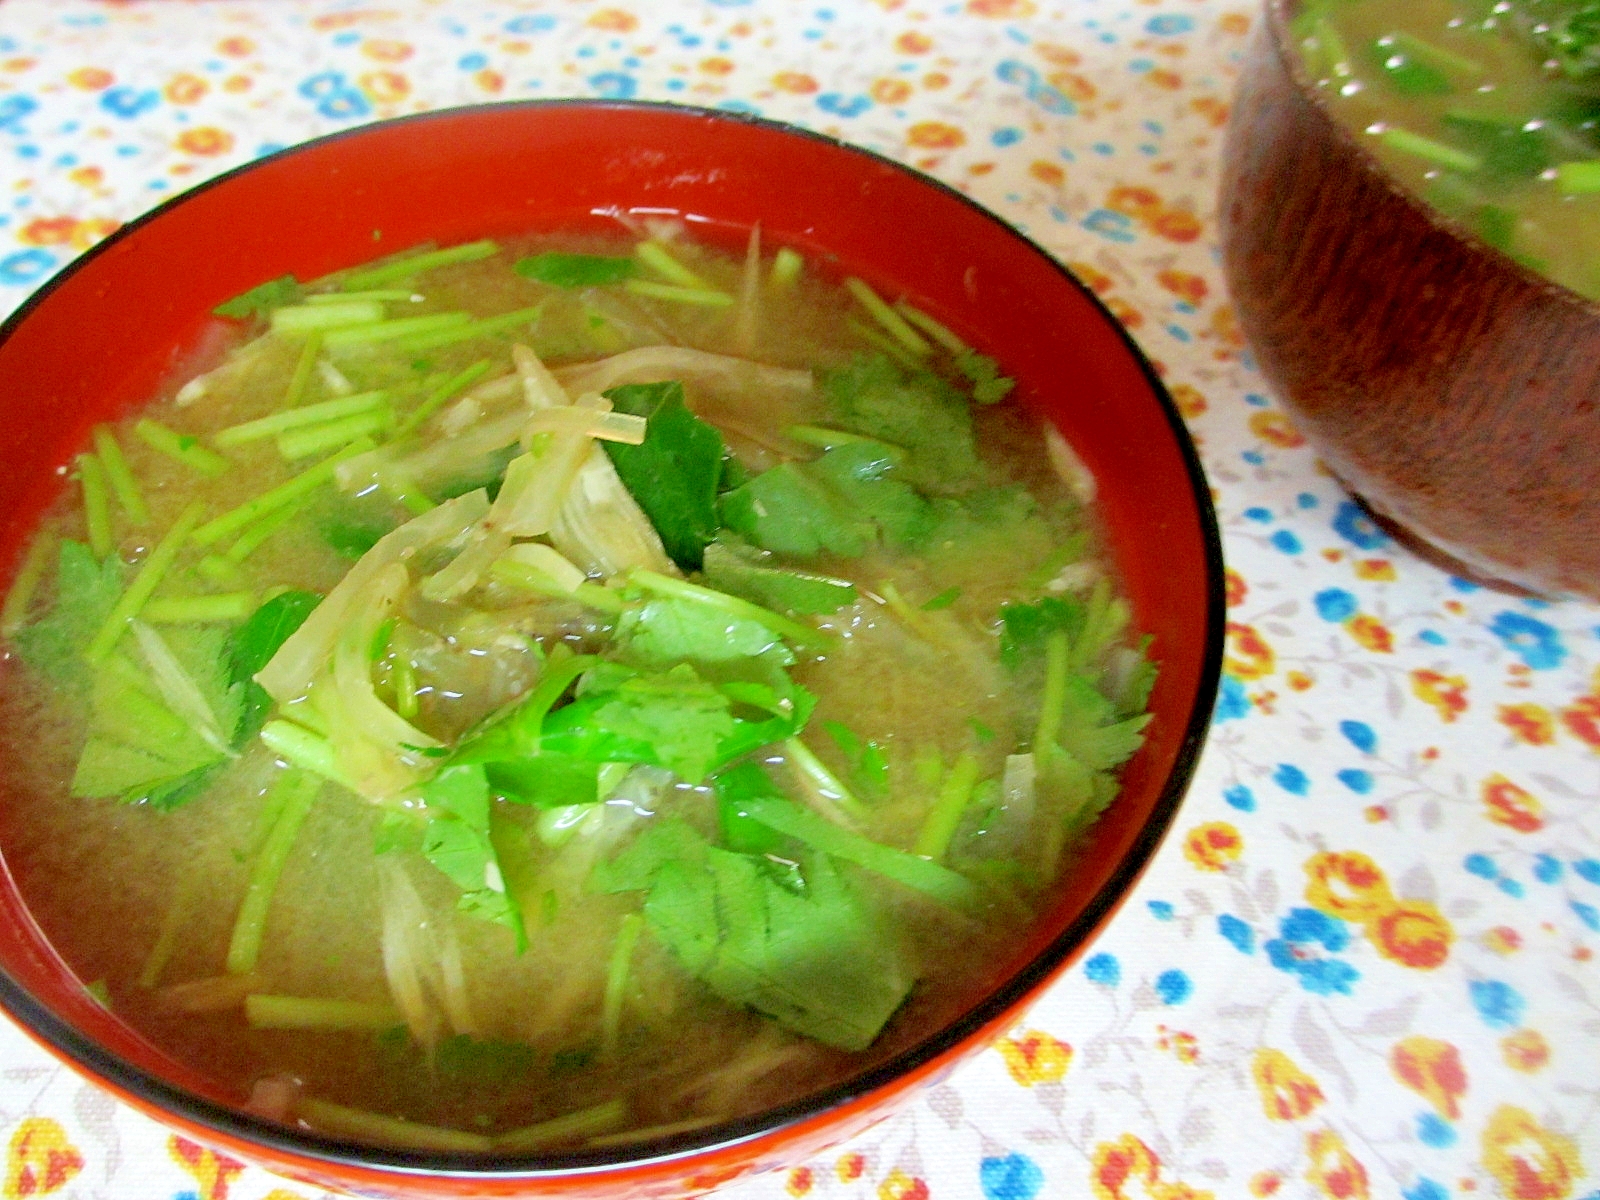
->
xmin=514 ymin=253 xmax=638 ymax=289
xmin=227 ymin=590 xmax=321 ymax=746
xmin=602 ymin=382 xmax=725 ymax=570
xmin=806 ymin=440 xmax=934 ymax=549
xmin=954 ymin=350 xmax=1016 ymax=405
xmin=820 ymin=354 xmax=979 ymax=491
xmin=616 ymin=596 xmax=790 ymax=669
xmin=998 ymin=596 xmax=1085 ymax=671
xmin=10 ymin=540 xmax=122 ymax=690
xmin=719 ymin=463 xmax=872 ymax=558
xmin=419 ymin=763 xmax=526 ymax=947
xmin=214 ymin=274 xmax=303 ymax=320
xmin=700 ymin=538 xmax=857 ymax=615
xmin=595 ymin=819 xmax=914 ymax=1051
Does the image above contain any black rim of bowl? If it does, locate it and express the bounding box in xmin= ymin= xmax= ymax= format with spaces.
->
xmin=0 ymin=98 xmax=1226 ymax=1181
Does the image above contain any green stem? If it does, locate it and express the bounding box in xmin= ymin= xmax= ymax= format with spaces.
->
xmin=1556 ymin=161 xmax=1600 ymax=194
xmin=601 ymin=913 xmax=642 ymax=1059
xmin=276 ymin=409 xmax=392 ymax=460
xmin=92 ymin=428 xmax=149 ymax=527
xmin=245 ymin=994 xmax=402 ymax=1030
xmin=142 ymin=592 xmax=256 ymax=624
xmin=133 ymin=419 xmax=231 ymax=477
xmin=1033 ymin=630 xmax=1070 ymax=758
xmin=224 ymin=497 xmax=309 ymax=564
xmin=1378 ymin=126 xmax=1481 ymax=174
xmin=623 ymin=279 xmax=734 ymax=307
xmin=323 ymin=311 xmax=472 ymax=349
xmin=634 ymin=239 xmax=710 ymax=288
xmin=270 ymin=300 xmax=386 ymax=334
xmin=393 ymin=358 xmax=495 ymax=439
xmin=85 ymin=502 xmax=205 ymax=663
xmin=492 ymin=1099 xmax=629 ymax=1153
xmin=391 ymin=304 xmax=545 ymax=354
xmin=488 ymin=560 xmax=625 ymax=614
xmin=844 ymin=277 xmax=931 ymax=355
xmin=913 ymin=750 xmax=981 ymax=861
xmin=1 ymin=532 xmax=56 ymax=636
xmin=769 ymin=246 xmax=803 ymax=289
xmin=782 ymin=736 xmax=870 ymax=823
xmin=214 ymin=389 xmax=389 ymax=446
xmin=299 ymin=1098 xmax=494 ymax=1153
xmin=282 ymin=329 xmax=324 ymax=409
xmin=259 ymin=720 xmax=350 ymax=786
xmin=893 ymin=301 xmax=968 ymax=354
xmin=136 ymin=870 xmax=200 ymax=990
xmin=227 ymin=771 xmax=321 ymax=975
xmin=77 ymin=453 xmax=114 ymax=558
xmin=339 ymin=239 xmax=500 ymax=291
xmin=190 ymin=437 xmax=374 ymax=546
xmin=629 ymin=569 xmax=828 ymax=650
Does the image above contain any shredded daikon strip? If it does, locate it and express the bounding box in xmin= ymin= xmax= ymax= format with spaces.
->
xmin=497 ymin=542 xmax=588 ymax=593
xmin=735 ymin=223 xmax=762 ymax=356
xmin=330 ymin=562 xmax=440 ymax=752
xmin=552 ymin=345 xmax=812 ymax=399
xmin=256 ymin=490 xmax=489 ymax=703
xmin=549 ymin=444 xmax=675 ymax=578
xmin=378 ymin=859 xmax=444 ymax=1049
xmin=1045 ymin=424 xmax=1096 ymax=505
xmin=513 ymin=342 xmax=572 ymax=410
xmin=130 ymin=621 xmax=232 ymax=756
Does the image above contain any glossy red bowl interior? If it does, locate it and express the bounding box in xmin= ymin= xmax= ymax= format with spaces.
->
xmin=0 ymin=101 xmax=1223 ymax=1198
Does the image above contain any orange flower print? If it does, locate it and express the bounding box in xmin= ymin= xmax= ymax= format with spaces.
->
xmin=1251 ymin=1049 xmax=1325 ymax=1121
xmin=1107 ymin=185 xmax=1163 ymax=220
xmin=1304 ymin=851 xmax=1395 ymax=923
xmin=217 ymin=36 xmax=255 ymax=56
xmin=1210 ymin=304 xmax=1246 ymax=353
xmin=1029 ymin=160 xmax=1065 ymax=187
xmin=164 ymin=72 xmax=208 ymax=104
xmin=1150 ymin=207 xmax=1203 ymax=243
xmin=907 ymin=122 xmax=965 ymax=150
xmin=1104 ymin=296 xmax=1143 ymax=328
xmin=175 ymin=127 xmax=234 ymax=157
xmin=587 ymin=8 xmax=638 ymax=31
xmin=5 ymin=1119 xmax=83 ymax=1198
xmin=772 ymin=72 xmax=819 ymax=94
xmin=1169 ymin=383 xmax=1207 ymax=419
xmin=1485 ymin=925 xmax=1522 ymax=955
xmin=1560 ymin=693 xmax=1600 ymax=749
xmin=1247 ymin=409 xmax=1305 ymax=448
xmin=19 ymin=217 xmax=77 ymax=246
xmin=1225 ymin=569 xmax=1248 ymax=608
xmin=878 ymin=1169 xmax=929 ymax=1200
xmin=1249 ymin=1172 xmax=1283 ymax=1197
xmin=837 ymin=1152 xmax=867 ymax=1183
xmin=1481 ymin=1105 xmax=1584 ymax=1200
xmin=894 ymin=31 xmax=933 ymax=54
xmin=1500 ymin=704 xmax=1556 ymax=745
xmin=968 ymin=0 xmax=1037 ymax=15
xmin=787 ymin=1166 xmax=814 ymax=1197
xmin=998 ymin=1029 xmax=1072 ymax=1085
xmin=871 ymin=78 xmax=913 ymax=105
xmin=1048 ymin=71 xmax=1097 ymax=103
xmin=1347 ymin=615 xmax=1394 ymax=654
xmin=1036 ymin=42 xmax=1082 ymax=67
xmin=1091 ymin=1135 xmax=1161 ymax=1200
xmin=1483 ymin=774 xmax=1544 ymax=833
xmin=1225 ymin=622 xmax=1275 ymax=680
xmin=168 ymin=1136 xmax=244 ymax=1200
xmin=1503 ymin=1029 xmax=1551 ymax=1074
xmin=360 ymin=70 xmax=410 ymax=103
xmin=1304 ymin=1128 xmax=1369 ymax=1200
xmin=700 ymin=57 xmax=735 ymax=76
xmin=1352 ymin=558 xmax=1395 ymax=582
xmin=362 ymin=38 xmax=413 ymax=62
xmin=67 ymin=66 xmax=113 ymax=90
xmin=1390 ymin=1036 xmax=1467 ymax=1119
xmin=1146 ymin=68 xmax=1184 ymax=91
xmin=1192 ymin=95 xmax=1231 ymax=126
xmin=1370 ymin=901 xmax=1454 ymax=969
xmin=1158 ymin=269 xmax=1208 ymax=306
xmin=1184 ymin=822 xmax=1242 ymax=872
xmin=1068 ymin=261 xmax=1113 ymax=294
xmin=1411 ymin=668 xmax=1467 ymax=720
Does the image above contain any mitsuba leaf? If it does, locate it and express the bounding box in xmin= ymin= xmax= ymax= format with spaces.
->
xmin=700 ymin=537 xmax=857 ymax=616
xmin=998 ymin=596 xmax=1085 ymax=671
xmin=719 ymin=464 xmax=871 ymax=558
xmin=594 ymin=819 xmax=914 ymax=1051
xmin=805 ymin=441 xmax=933 ymax=549
xmin=228 ymin=589 xmax=321 ymax=745
xmin=419 ymin=763 xmax=526 ymax=947
xmin=11 ymin=540 xmax=122 ymax=690
xmin=602 ymin=382 xmax=725 ymax=570
xmin=615 ymin=595 xmax=790 ymax=669
xmin=820 ymin=354 xmax=979 ymax=491
xmin=514 ymin=253 xmax=637 ymax=289
xmin=213 ymin=274 xmax=302 ymax=320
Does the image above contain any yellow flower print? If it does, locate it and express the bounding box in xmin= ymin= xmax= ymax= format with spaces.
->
xmin=878 ymin=1168 xmax=930 ymax=1200
xmin=167 ymin=1136 xmax=243 ymax=1200
xmin=1304 ymin=1128 xmax=1369 ymax=1200
xmin=1481 ymin=1105 xmax=1583 ymax=1200
xmin=1411 ymin=668 xmax=1467 ymax=721
xmin=1225 ymin=622 xmax=1275 ymax=680
xmin=1251 ymin=1048 xmax=1325 ymax=1121
xmin=1369 ymin=901 xmax=1454 ymax=970
xmin=1390 ymin=1036 xmax=1466 ymax=1119
xmin=1502 ymin=1030 xmax=1551 ymax=1074
xmin=1183 ymin=822 xmax=1242 ymax=872
xmin=1303 ymin=851 xmax=1395 ymax=923
xmin=997 ymin=1028 xmax=1072 ymax=1085
xmin=5 ymin=1119 xmax=83 ymax=1199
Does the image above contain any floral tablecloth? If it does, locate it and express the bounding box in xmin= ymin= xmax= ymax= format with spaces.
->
xmin=0 ymin=1 xmax=1597 ymax=1198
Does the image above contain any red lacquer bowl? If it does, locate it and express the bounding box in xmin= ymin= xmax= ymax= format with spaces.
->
xmin=0 ymin=101 xmax=1222 ymax=1198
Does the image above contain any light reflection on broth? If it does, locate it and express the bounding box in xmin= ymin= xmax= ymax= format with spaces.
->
xmin=0 ymin=230 xmax=1153 ymax=1152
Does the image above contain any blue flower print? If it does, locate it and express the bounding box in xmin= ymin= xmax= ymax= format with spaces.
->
xmin=1488 ymin=611 xmax=1566 ymax=670
xmin=1332 ymin=501 xmax=1388 ymax=549
xmin=1265 ymin=907 xmax=1359 ymax=995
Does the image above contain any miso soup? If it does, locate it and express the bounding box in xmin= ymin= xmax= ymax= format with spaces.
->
xmin=0 ymin=229 xmax=1154 ymax=1153
xmin=1296 ymin=0 xmax=1600 ymax=300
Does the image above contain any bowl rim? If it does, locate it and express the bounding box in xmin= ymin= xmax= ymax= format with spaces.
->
xmin=1263 ymin=0 xmax=1600 ymax=315
xmin=0 ymin=96 xmax=1226 ymax=1180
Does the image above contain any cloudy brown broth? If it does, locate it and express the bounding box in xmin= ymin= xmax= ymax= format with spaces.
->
xmin=1296 ymin=0 xmax=1600 ymax=300
xmin=0 ymin=229 xmax=1153 ymax=1152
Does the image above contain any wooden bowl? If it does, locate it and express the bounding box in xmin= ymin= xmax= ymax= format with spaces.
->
xmin=1220 ymin=0 xmax=1600 ymax=600
xmin=0 ymin=101 xmax=1223 ymax=1198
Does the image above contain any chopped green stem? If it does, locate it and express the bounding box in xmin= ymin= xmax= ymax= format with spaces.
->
xmin=844 ymin=277 xmax=931 ymax=355
xmin=370 ymin=616 xmax=397 ymax=663
xmin=190 ymin=437 xmax=374 ymax=546
xmin=260 ymin=720 xmax=350 ymax=786
xmin=339 ymin=239 xmax=500 ymax=291
xmin=227 ymin=771 xmax=321 ymax=975
xmin=920 ymin=586 xmax=961 ymax=612
xmin=224 ymin=497 xmax=310 ymax=564
xmin=493 ymin=1099 xmax=629 ymax=1153
xmin=769 ymin=246 xmax=804 ymax=289
xmin=845 ymin=316 xmax=926 ymax=372
xmin=298 ymin=1097 xmax=494 ymax=1153
xmin=1556 ymin=161 xmax=1600 ymax=194
xmin=394 ymin=358 xmax=495 ymax=438
xmin=623 ymin=279 xmax=734 ymax=307
xmin=195 ymin=555 xmax=245 ymax=588
xmin=137 ymin=870 xmax=200 ymax=990
xmin=488 ymin=560 xmax=626 ymax=614
xmin=282 ymin=330 xmax=324 ymax=409
xmin=215 ymin=390 xmax=389 ymax=446
xmin=783 ymin=424 xmax=878 ymax=451
xmin=93 ymin=426 xmax=150 ymax=527
xmin=393 ymin=654 xmax=419 ymax=720
xmin=1024 ymin=535 xmax=1089 ymax=589
xmin=77 ymin=454 xmax=114 ymax=558
xmin=913 ymin=751 xmax=982 ymax=861
xmin=601 ymin=913 xmax=642 ymax=1058
xmin=1378 ymin=126 xmax=1481 ymax=174
xmin=740 ymin=793 xmax=986 ymax=915
xmin=142 ymin=592 xmax=256 ymax=624
xmin=893 ymin=301 xmax=968 ymax=354
xmin=782 ymin=736 xmax=870 ymax=823
xmin=133 ymin=419 xmax=231 ymax=477
xmin=635 ymin=239 xmax=710 ymax=288
xmin=1 ymin=531 xmax=57 ymax=636
xmin=86 ymin=502 xmax=205 ymax=663
xmin=629 ymin=569 xmax=828 ymax=650
xmin=389 ymin=304 xmax=544 ymax=354
xmin=1032 ymin=631 xmax=1070 ymax=758
xmin=1384 ymin=29 xmax=1483 ymax=79
xmin=512 ymin=652 xmax=599 ymax=745
xmin=270 ymin=301 xmax=386 ymax=333
xmin=323 ymin=311 xmax=473 ymax=349
xmin=309 ymin=288 xmax=415 ymax=304
xmin=1311 ymin=17 xmax=1353 ymax=79
xmin=277 ymin=409 xmax=392 ymax=460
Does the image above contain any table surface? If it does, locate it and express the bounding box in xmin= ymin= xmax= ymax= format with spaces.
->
xmin=1 ymin=2 xmax=1598 ymax=1198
